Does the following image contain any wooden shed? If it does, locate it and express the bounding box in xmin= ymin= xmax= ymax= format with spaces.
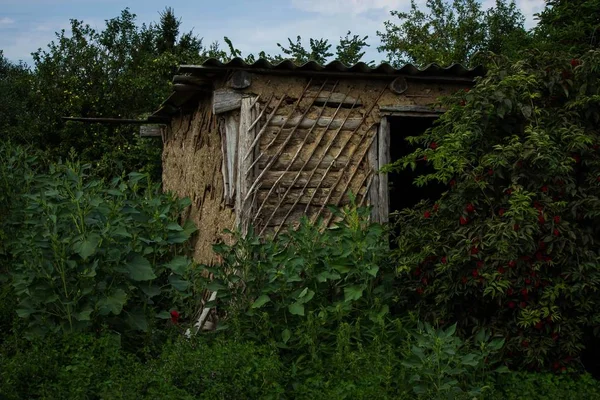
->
xmin=149 ymin=58 xmax=483 ymax=263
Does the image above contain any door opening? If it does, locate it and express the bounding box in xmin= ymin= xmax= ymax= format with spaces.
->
xmin=387 ymin=116 xmax=446 ymax=217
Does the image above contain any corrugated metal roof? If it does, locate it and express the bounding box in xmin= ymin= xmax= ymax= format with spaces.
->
xmin=179 ymin=57 xmax=484 ymax=78
xmin=149 ymin=57 xmax=484 ymax=121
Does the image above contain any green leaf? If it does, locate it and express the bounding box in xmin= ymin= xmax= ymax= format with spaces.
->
xmin=96 ymin=289 xmax=127 ymax=315
xmin=344 ymin=285 xmax=364 ymax=302
xmin=282 ymin=329 xmax=291 ymax=344
xmin=461 ymin=353 xmax=479 ymax=366
xmin=169 ymin=275 xmax=190 ymax=291
xmin=16 ymin=301 xmax=35 ymax=318
xmin=127 ymin=255 xmax=156 ymax=281
xmin=332 ymin=264 xmax=351 ymax=274
xmin=445 ymin=323 xmax=457 ymax=337
xmin=166 ymin=222 xmax=183 ymax=231
xmin=112 ymin=226 xmax=131 ymax=238
xmin=251 ymin=294 xmax=271 ymax=309
xmin=206 ymin=282 xmax=226 ymax=291
xmin=140 ymin=285 xmax=161 ymax=298
xmin=74 ymin=233 xmax=101 ymax=260
xmin=164 ymin=256 xmax=190 ymax=275
xmin=75 ymin=308 xmax=93 ymax=321
xmin=366 ymin=265 xmax=379 ymax=277
xmin=156 ymin=310 xmax=171 ymax=319
xmin=316 ymin=271 xmax=341 ymax=282
xmin=127 ymin=309 xmax=148 ymax=332
xmin=288 ymin=302 xmax=305 ymax=316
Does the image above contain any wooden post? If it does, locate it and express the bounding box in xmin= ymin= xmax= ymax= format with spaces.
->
xmin=368 ymin=127 xmax=380 ymax=222
xmin=220 ymin=112 xmax=240 ymax=206
xmin=236 ymin=96 xmax=258 ymax=234
xmin=377 ymin=118 xmax=390 ymax=223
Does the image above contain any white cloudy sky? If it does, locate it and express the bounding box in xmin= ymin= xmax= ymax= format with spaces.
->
xmin=0 ymin=0 xmax=546 ymax=66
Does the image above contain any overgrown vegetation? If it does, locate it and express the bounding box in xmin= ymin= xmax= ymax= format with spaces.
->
xmin=2 ymin=0 xmax=600 ymax=398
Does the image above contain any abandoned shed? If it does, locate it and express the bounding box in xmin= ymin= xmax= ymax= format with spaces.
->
xmin=149 ymin=58 xmax=484 ymax=264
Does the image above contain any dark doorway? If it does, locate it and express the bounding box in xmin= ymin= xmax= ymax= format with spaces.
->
xmin=387 ymin=116 xmax=446 ymax=216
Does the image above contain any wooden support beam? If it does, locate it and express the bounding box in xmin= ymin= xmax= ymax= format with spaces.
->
xmin=269 ymin=115 xmax=362 ymax=130
xmin=139 ymin=125 xmax=164 ymax=137
xmin=379 ymin=105 xmax=445 ymax=117
xmin=213 ymin=88 xmax=243 ymax=114
xmin=368 ymin=125 xmax=380 ymax=222
xmin=219 ymin=113 xmax=240 ymax=206
xmin=377 ymin=118 xmax=390 ymax=223
xmin=236 ymin=97 xmax=258 ymax=233
xmin=306 ymin=91 xmax=362 ymax=107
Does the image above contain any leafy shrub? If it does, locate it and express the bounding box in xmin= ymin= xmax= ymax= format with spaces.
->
xmin=390 ymin=50 xmax=600 ymax=369
xmin=491 ymin=371 xmax=600 ymax=399
xmin=290 ymin=322 xmax=407 ymax=399
xmin=202 ymin=204 xmax=395 ymax=359
xmin=0 ymin=142 xmax=38 ymax=255
xmin=157 ymin=337 xmax=285 ymax=399
xmin=0 ymin=333 xmax=284 ymax=400
xmin=400 ymin=322 xmax=506 ymax=399
xmin=6 ymin=160 xmax=196 ymax=338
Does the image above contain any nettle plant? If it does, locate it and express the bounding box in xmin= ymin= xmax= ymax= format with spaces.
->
xmin=401 ymin=323 xmax=506 ymax=399
xmin=203 ymin=203 xmax=394 ymax=359
xmin=7 ymin=162 xmax=196 ymax=337
xmin=390 ymin=50 xmax=600 ymax=370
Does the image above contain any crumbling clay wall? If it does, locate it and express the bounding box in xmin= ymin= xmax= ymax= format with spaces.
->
xmin=162 ymin=97 xmax=235 ymax=265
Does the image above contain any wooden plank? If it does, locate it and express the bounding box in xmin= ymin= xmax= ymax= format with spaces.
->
xmin=367 ymin=124 xmax=379 ymax=222
xmin=258 ymin=152 xmax=350 ymax=172
xmin=222 ymin=113 xmax=239 ymax=206
xmin=269 ymin=115 xmax=362 ymax=130
xmin=377 ymin=118 xmax=391 ymax=223
xmin=261 ymin=171 xmax=339 ymax=188
xmin=139 ymin=125 xmax=163 ymax=137
xmin=259 ymin=126 xmax=359 ymax=151
xmin=236 ymin=97 xmax=258 ymax=233
xmin=379 ymin=105 xmax=445 ymax=115
xmin=306 ymin=91 xmax=362 ymax=107
xmin=213 ymin=88 xmax=243 ymax=114
xmin=259 ymin=205 xmax=322 ymax=227
xmin=219 ymin=119 xmax=230 ymax=204
xmin=257 ymin=186 xmax=367 ymax=206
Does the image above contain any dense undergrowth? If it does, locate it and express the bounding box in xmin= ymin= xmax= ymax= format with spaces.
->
xmin=2 ymin=142 xmax=600 ymax=399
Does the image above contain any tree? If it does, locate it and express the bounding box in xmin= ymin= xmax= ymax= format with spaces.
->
xmin=336 ymin=31 xmax=372 ymax=66
xmin=0 ymin=52 xmax=35 ymax=143
xmin=535 ymin=0 xmax=600 ymax=56
xmin=377 ymin=0 xmax=528 ymax=67
xmin=276 ymin=36 xmax=334 ymax=64
xmin=389 ymin=49 xmax=600 ymax=370
xmin=28 ymin=8 xmax=208 ymax=179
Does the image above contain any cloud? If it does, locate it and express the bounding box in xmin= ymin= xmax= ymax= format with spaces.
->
xmin=290 ymin=0 xmax=407 ymax=15
xmin=0 ymin=17 xmax=15 ymax=26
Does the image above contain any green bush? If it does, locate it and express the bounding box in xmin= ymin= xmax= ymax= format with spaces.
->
xmin=391 ymin=50 xmax=600 ymax=369
xmin=202 ymin=203 xmax=396 ymax=358
xmin=157 ymin=337 xmax=285 ymax=399
xmin=491 ymin=372 xmax=600 ymax=399
xmin=4 ymin=155 xmax=197 ymax=339
xmin=0 ymin=333 xmax=285 ymax=400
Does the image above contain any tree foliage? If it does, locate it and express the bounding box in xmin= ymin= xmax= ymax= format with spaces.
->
xmin=377 ymin=0 xmax=529 ymax=67
xmin=272 ymin=31 xmax=371 ymax=65
xmin=535 ymin=0 xmax=600 ymax=56
xmin=3 ymin=152 xmax=196 ymax=338
xmin=389 ymin=49 xmax=600 ymax=369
